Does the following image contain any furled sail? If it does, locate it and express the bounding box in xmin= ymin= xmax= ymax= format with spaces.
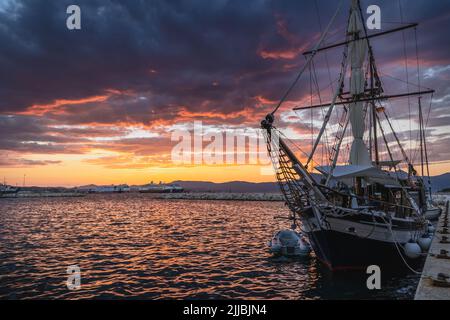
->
xmin=348 ymin=0 xmax=371 ymax=166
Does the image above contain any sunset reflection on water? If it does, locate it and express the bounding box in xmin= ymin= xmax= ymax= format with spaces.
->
xmin=0 ymin=194 xmax=419 ymax=299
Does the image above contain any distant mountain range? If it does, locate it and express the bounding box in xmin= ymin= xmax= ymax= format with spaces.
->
xmin=172 ymin=173 xmax=450 ymax=193
xmin=24 ymin=173 xmax=446 ymax=193
xmin=427 ymin=173 xmax=450 ymax=192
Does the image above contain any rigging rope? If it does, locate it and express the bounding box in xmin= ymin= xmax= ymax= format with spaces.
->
xmin=274 ymin=128 xmax=324 ymax=171
xmin=414 ymin=28 xmax=422 ymax=91
xmin=270 ymin=0 xmax=344 ymax=116
xmin=411 ymin=27 xmax=425 ymax=165
xmin=379 ymin=71 xmax=431 ymax=91
xmin=314 ymin=0 xmax=335 ymax=97
xmin=311 ymin=59 xmax=332 ymax=164
xmin=398 ymin=0 xmax=413 ymax=162
xmin=375 ymin=112 xmax=423 ymax=218
xmin=379 ymin=215 xmax=423 ymax=275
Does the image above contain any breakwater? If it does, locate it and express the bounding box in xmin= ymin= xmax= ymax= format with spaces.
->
xmin=157 ymin=192 xmax=284 ymax=201
xmin=0 ymin=191 xmax=85 ymax=198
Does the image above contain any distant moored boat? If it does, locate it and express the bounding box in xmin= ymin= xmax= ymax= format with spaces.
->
xmin=0 ymin=184 xmax=19 ymax=197
xmin=138 ymin=182 xmax=184 ymax=193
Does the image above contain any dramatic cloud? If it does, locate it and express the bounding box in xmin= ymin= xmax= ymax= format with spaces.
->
xmin=0 ymin=0 xmax=449 ymax=178
xmin=0 ymin=157 xmax=62 ymax=168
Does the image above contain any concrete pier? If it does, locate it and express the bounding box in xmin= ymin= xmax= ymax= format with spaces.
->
xmin=415 ymin=202 xmax=450 ymax=300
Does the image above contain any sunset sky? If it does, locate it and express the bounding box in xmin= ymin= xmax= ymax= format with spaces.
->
xmin=1 ymin=0 xmax=450 ymax=187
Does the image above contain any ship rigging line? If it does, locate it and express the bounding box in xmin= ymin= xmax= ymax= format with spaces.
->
xmin=411 ymin=29 xmax=432 ymax=194
xmin=310 ymin=58 xmax=333 ymax=165
xmin=398 ymin=0 xmax=413 ymax=161
xmin=379 ymin=215 xmax=423 ymax=275
xmin=312 ymin=0 xmax=348 ymax=167
xmin=314 ymin=0 xmax=335 ymax=98
xmin=372 ymin=21 xmax=435 ymax=179
xmin=293 ymin=90 xmax=435 ymax=110
xmin=414 ymin=28 xmax=422 ymax=90
xmin=375 ymin=112 xmax=423 ymax=217
xmin=422 ymin=97 xmax=433 ymax=197
xmin=273 ymin=128 xmax=417 ymax=211
xmin=379 ymin=71 xmax=431 ymax=92
xmin=274 ymin=128 xmax=323 ymax=170
xmin=381 ymin=105 xmax=414 ymax=172
xmin=270 ymin=0 xmax=344 ymax=116
xmin=302 ymin=23 xmax=419 ymax=56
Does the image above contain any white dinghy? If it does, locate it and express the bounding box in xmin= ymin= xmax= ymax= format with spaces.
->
xmin=268 ymin=230 xmax=311 ymax=257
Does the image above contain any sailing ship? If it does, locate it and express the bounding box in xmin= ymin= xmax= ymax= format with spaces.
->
xmin=261 ymin=0 xmax=440 ymax=271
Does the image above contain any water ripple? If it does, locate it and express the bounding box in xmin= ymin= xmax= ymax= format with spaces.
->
xmin=0 ymin=194 xmax=419 ymax=299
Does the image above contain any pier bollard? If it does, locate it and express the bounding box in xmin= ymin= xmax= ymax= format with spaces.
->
xmin=436 ymin=249 xmax=450 ymax=259
xmin=440 ymin=236 xmax=449 ymax=244
xmin=432 ymin=273 xmax=450 ymax=288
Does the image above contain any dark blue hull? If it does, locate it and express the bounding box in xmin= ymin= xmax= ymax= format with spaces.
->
xmin=307 ymin=230 xmax=424 ymax=272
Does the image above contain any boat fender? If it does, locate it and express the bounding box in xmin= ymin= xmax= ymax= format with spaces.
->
xmin=299 ymin=238 xmax=311 ymax=253
xmin=268 ymin=238 xmax=282 ymax=252
xmin=417 ymin=234 xmax=433 ymax=252
xmin=404 ymin=240 xmax=422 ymax=259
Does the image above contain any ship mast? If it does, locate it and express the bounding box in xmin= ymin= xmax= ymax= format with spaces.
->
xmin=259 ymin=0 xmax=439 ymax=225
xmin=348 ymin=0 xmax=371 ymax=167
xmin=418 ymin=96 xmax=432 ymax=198
xmin=370 ymin=62 xmax=380 ymax=166
xmin=294 ymin=0 xmax=434 ymax=181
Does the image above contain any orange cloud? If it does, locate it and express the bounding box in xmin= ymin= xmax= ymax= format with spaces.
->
xmin=15 ymin=88 xmax=138 ymax=116
xmin=258 ymin=15 xmax=316 ymax=60
xmin=255 ymin=95 xmax=278 ymax=105
xmin=19 ymin=95 xmax=110 ymax=116
xmin=177 ymin=107 xmax=250 ymax=121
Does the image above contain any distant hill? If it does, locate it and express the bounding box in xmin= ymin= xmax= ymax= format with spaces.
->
xmin=66 ymin=173 xmax=450 ymax=194
xmin=171 ymin=173 xmax=450 ymax=193
xmin=429 ymin=173 xmax=450 ymax=192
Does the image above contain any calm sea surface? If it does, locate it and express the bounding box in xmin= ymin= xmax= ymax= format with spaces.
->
xmin=0 ymin=194 xmax=419 ymax=300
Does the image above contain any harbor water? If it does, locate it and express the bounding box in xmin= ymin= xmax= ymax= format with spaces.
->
xmin=0 ymin=194 xmax=420 ymax=299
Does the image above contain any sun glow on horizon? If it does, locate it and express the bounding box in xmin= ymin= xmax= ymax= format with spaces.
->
xmin=0 ymin=161 xmax=281 ymax=187
xmin=2 ymin=156 xmax=450 ymax=187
